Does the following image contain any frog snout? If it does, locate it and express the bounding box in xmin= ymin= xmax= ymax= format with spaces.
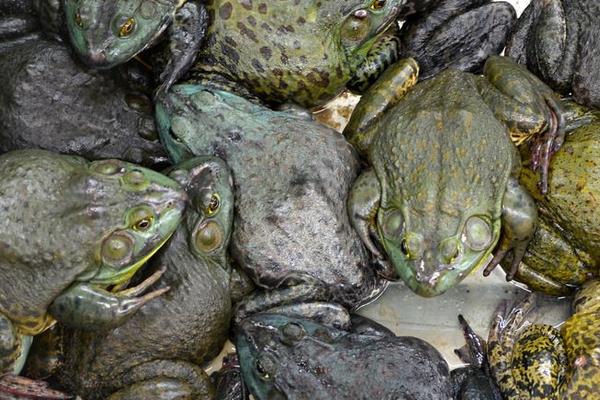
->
xmin=85 ymin=49 xmax=107 ymax=66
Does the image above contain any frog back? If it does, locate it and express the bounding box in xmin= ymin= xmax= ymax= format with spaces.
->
xmin=0 ymin=150 xmax=99 ymax=334
xmin=370 ymin=70 xmax=515 ymax=238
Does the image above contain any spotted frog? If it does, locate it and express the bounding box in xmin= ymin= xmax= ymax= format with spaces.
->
xmin=488 ymin=281 xmax=600 ymax=399
xmin=344 ymin=55 xmax=573 ymax=297
xmin=0 ymin=149 xmax=186 ymax=375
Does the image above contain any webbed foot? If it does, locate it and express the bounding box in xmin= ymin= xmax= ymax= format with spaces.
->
xmin=530 ymin=96 xmax=567 ymax=195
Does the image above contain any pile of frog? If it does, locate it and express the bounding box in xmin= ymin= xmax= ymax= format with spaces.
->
xmin=0 ymin=0 xmax=599 ymax=398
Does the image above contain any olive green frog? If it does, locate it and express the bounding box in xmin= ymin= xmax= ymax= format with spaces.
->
xmin=0 ymin=149 xmax=186 ymax=375
xmin=344 ymin=55 xmax=569 ymax=296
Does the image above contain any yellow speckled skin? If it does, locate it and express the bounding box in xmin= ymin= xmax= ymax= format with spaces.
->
xmin=489 ymin=280 xmax=600 ymax=400
xmin=507 ymin=116 xmax=600 ymax=295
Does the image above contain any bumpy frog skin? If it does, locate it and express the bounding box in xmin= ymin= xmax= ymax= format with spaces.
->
xmin=64 ymin=0 xmax=209 ymax=97
xmin=507 ymin=0 xmax=600 ymax=109
xmin=187 ymin=0 xmax=402 ymax=107
xmin=501 ymin=112 xmax=600 ymax=296
xmin=57 ymin=157 xmax=242 ymax=400
xmin=344 ymin=56 xmax=564 ymax=297
xmin=0 ymin=149 xmax=186 ymax=375
xmin=236 ymin=313 xmax=455 ymax=400
xmin=488 ymin=281 xmax=600 ymax=399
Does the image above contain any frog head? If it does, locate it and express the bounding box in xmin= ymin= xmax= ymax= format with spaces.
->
xmin=200 ymin=0 xmax=401 ymax=107
xmin=64 ymin=0 xmax=178 ymax=68
xmin=377 ymin=207 xmax=500 ymax=297
xmin=168 ymin=156 xmax=234 ymax=267
xmin=236 ymin=313 xmax=344 ymax=399
xmin=71 ymin=158 xmax=187 ymax=285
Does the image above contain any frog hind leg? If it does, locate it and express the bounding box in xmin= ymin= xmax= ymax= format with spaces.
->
xmin=107 ymin=360 xmax=214 ymax=400
xmin=48 ymin=267 xmax=169 ymax=331
xmin=483 ymin=178 xmax=537 ymax=280
xmin=346 ymin=31 xmax=400 ymax=94
xmin=233 ymin=277 xmax=350 ymax=328
xmin=154 ymin=1 xmax=209 ymax=100
xmin=343 ymin=58 xmax=419 ymax=156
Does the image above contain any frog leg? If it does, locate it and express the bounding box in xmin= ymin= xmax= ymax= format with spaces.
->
xmin=107 ymin=360 xmax=214 ymax=400
xmin=48 ymin=267 xmax=169 ymax=331
xmin=347 ymin=30 xmax=401 ymax=94
xmin=483 ymin=178 xmax=537 ymax=280
xmin=481 ymin=56 xmax=568 ymax=194
xmin=343 ymin=58 xmax=419 ymax=156
xmin=488 ymin=295 xmax=566 ymax=400
xmin=154 ymin=1 xmax=209 ymax=100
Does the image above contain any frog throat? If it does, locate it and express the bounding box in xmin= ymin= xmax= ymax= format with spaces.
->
xmin=89 ymin=229 xmax=176 ymax=286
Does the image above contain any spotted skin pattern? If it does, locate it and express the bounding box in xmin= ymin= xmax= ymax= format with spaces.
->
xmin=489 ymin=281 xmax=600 ymax=400
xmin=188 ymin=0 xmax=402 ymax=108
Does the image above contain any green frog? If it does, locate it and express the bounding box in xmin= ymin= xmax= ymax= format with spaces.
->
xmin=156 ymin=0 xmax=403 ymax=323
xmin=488 ymin=281 xmax=600 ymax=399
xmin=344 ymin=55 xmax=572 ymax=297
xmin=507 ymin=0 xmax=600 ymax=109
xmin=500 ymin=112 xmax=600 ymax=296
xmin=185 ymin=0 xmax=402 ymax=108
xmin=63 ymin=0 xmax=209 ymax=97
xmin=0 ymin=149 xmax=186 ymax=375
xmin=55 ymin=156 xmax=252 ymax=399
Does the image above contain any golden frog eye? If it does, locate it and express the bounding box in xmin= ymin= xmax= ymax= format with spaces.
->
xmin=128 ymin=207 xmax=155 ymax=231
xmin=119 ymin=18 xmax=136 ymax=37
xmin=370 ymin=0 xmax=386 ymax=10
xmin=206 ymin=194 xmax=220 ymax=216
xmin=74 ymin=9 xmax=84 ymax=27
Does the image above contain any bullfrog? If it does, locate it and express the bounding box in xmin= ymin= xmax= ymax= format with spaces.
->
xmin=185 ymin=0 xmax=403 ymax=108
xmin=235 ymin=313 xmax=455 ymax=399
xmin=55 ymin=156 xmax=252 ymax=399
xmin=398 ymin=0 xmax=517 ymax=80
xmin=0 ymin=149 xmax=186 ymax=376
xmin=63 ymin=0 xmax=209 ymax=97
xmin=344 ymin=55 xmax=574 ymax=297
xmin=488 ymin=280 xmax=600 ymax=399
xmin=507 ymin=0 xmax=600 ymax=109
xmin=498 ymin=112 xmax=600 ymax=296
xmin=156 ymin=0 xmax=399 ymax=323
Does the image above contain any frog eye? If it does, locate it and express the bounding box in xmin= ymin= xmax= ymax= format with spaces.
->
xmin=464 ymin=216 xmax=492 ymax=251
xmin=439 ymin=238 xmax=461 ymax=265
xmin=255 ymin=353 xmax=276 ymax=381
xmin=382 ymin=209 xmax=404 ymax=238
xmin=342 ymin=10 xmax=371 ymax=43
xmin=193 ymin=221 xmax=223 ymax=253
xmin=101 ymin=233 xmax=133 ymax=266
xmin=128 ymin=206 xmax=156 ymax=231
xmin=370 ymin=0 xmax=386 ymax=10
xmin=74 ymin=9 xmax=86 ymax=28
xmin=206 ymin=194 xmax=220 ymax=216
xmin=118 ymin=17 xmax=136 ymax=37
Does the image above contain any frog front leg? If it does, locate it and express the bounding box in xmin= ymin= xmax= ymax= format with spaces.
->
xmin=48 ymin=267 xmax=169 ymax=331
xmin=344 ymin=58 xmax=419 ymax=156
xmin=154 ymin=1 xmax=209 ymax=100
xmin=483 ymin=178 xmax=537 ymax=280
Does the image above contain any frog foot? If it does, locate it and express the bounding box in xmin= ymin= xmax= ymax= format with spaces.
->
xmin=530 ymin=96 xmax=567 ymax=195
xmin=0 ymin=374 xmax=71 ymax=399
xmin=49 ymin=266 xmax=170 ymax=331
xmin=454 ymin=315 xmax=487 ymax=368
